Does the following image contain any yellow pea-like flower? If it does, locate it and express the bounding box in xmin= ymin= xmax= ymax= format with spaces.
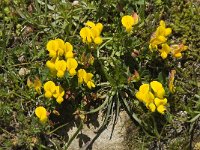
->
xmin=35 ymin=106 xmax=48 ymax=123
xmin=46 ymin=57 xmax=59 ymax=73
xmin=96 ymin=23 xmax=103 ymax=33
xmin=53 ymin=86 xmax=65 ymax=104
xmin=64 ymin=42 xmax=74 ymax=59
xmin=170 ymin=43 xmax=188 ymax=58
xmin=55 ymin=38 xmax=65 ymax=56
xmin=44 ymin=81 xmax=56 ymax=98
xmin=46 ymin=39 xmax=69 ymax=58
xmin=84 ymin=73 xmax=95 ymax=89
xmin=80 ymin=27 xmax=93 ymax=43
xmin=150 ymin=81 xmax=165 ymax=99
xmin=135 ymin=84 xmax=149 ymax=102
xmin=66 ymin=58 xmax=78 ymax=76
xmin=121 ymin=15 xmax=134 ymax=32
xmin=55 ymin=60 xmax=67 ymax=78
xmin=77 ymin=69 xmax=87 ymax=84
xmin=159 ymin=43 xmax=171 ymax=59
xmin=135 ymin=84 xmax=154 ymax=104
xmin=46 ymin=40 xmax=59 ymax=58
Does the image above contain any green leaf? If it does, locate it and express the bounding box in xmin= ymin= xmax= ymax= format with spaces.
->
xmin=188 ymin=113 xmax=200 ymax=122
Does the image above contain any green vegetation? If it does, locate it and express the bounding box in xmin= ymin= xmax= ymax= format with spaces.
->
xmin=0 ymin=0 xmax=199 ymax=149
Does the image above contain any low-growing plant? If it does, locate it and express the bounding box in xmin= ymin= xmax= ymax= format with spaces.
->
xmin=26 ymin=5 xmax=191 ymax=149
xmin=1 ymin=0 xmax=199 ymax=149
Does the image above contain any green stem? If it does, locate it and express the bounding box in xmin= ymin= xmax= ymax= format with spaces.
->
xmin=45 ymin=0 xmax=48 ymax=23
xmin=63 ymin=122 xmax=83 ymax=150
xmin=47 ymin=123 xmax=69 ymax=135
xmin=151 ymin=115 xmax=160 ymax=139
xmin=82 ymin=90 xmax=115 ymax=114
xmin=97 ymin=37 xmax=113 ymax=58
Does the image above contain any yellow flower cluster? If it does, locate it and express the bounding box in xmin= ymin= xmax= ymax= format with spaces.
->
xmin=34 ymin=37 xmax=97 ymax=123
xmin=121 ymin=13 xmax=139 ymax=32
xmin=149 ymin=20 xmax=188 ymax=59
xmin=46 ymin=38 xmax=96 ymax=89
xmin=33 ymin=80 xmax=65 ymax=123
xmin=80 ymin=21 xmax=103 ymax=45
xmin=77 ymin=69 xmax=95 ymax=89
xmin=135 ymin=81 xmax=168 ymax=114
xmin=46 ymin=39 xmax=78 ymax=77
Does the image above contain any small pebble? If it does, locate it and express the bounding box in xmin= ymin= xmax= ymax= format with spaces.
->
xmin=18 ymin=68 xmax=30 ymax=76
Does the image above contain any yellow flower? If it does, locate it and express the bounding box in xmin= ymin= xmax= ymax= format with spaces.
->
xmin=149 ymin=35 xmax=167 ymax=51
xmin=121 ymin=14 xmax=138 ymax=33
xmin=66 ymin=58 xmax=78 ymax=76
xmin=46 ymin=40 xmax=59 ymax=58
xmin=91 ymin=25 xmax=102 ymax=37
xmin=55 ymin=38 xmax=65 ymax=56
xmin=135 ymin=84 xmax=149 ymax=101
xmin=46 ymin=57 xmax=59 ymax=74
xmin=84 ymin=73 xmax=95 ymax=89
xmin=80 ymin=27 xmax=93 ymax=43
xmin=55 ymin=60 xmax=67 ymax=78
xmin=34 ymin=77 xmax=42 ymax=94
xmin=53 ymin=86 xmax=65 ymax=104
xmin=135 ymin=84 xmax=154 ymax=104
xmin=154 ymin=98 xmax=167 ymax=114
xmin=77 ymin=69 xmax=87 ymax=84
xmin=64 ymin=42 xmax=74 ymax=59
xmin=150 ymin=81 xmax=165 ymax=99
xmin=121 ymin=15 xmax=134 ymax=32
xmin=168 ymin=70 xmax=176 ymax=93
xmin=159 ymin=43 xmax=171 ymax=59
xmin=35 ymin=106 xmax=48 ymax=123
xmin=46 ymin=39 xmax=67 ymax=58
xmin=155 ymin=20 xmax=172 ymax=37
xmin=44 ymin=81 xmax=56 ymax=98
xmin=170 ymin=43 xmax=188 ymax=58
